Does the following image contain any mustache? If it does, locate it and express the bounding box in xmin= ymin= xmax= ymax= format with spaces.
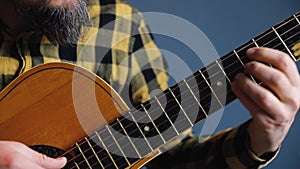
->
xmin=16 ymin=0 xmax=92 ymax=45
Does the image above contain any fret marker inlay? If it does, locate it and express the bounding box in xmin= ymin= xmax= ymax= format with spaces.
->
xmin=217 ymin=81 xmax=223 ymax=87
xmin=144 ymin=126 xmax=150 ymax=132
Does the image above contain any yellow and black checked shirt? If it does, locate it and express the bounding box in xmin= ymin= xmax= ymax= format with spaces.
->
xmin=0 ymin=0 xmax=277 ymax=168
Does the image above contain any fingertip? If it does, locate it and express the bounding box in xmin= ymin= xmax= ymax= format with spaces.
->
xmin=57 ymin=157 xmax=67 ymax=167
xmin=234 ymin=73 xmax=243 ymax=82
xmin=246 ymin=47 xmax=258 ymax=56
xmin=39 ymin=155 xmax=67 ymax=168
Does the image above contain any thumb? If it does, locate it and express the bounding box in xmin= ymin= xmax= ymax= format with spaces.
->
xmin=36 ymin=154 xmax=67 ymax=168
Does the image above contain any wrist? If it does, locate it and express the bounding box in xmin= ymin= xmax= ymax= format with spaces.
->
xmin=247 ymin=124 xmax=281 ymax=160
xmin=247 ymin=121 xmax=284 ymax=156
xmin=248 ymin=138 xmax=279 ymax=159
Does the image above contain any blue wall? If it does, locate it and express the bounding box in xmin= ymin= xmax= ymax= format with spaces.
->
xmin=127 ymin=0 xmax=300 ymax=168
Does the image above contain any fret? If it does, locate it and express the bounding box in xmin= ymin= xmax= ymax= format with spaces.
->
xmin=235 ymin=41 xmax=262 ymax=84
xmin=72 ymin=139 xmax=104 ymax=169
xmin=290 ymin=15 xmax=300 ymax=61
xmin=95 ymin=131 xmax=119 ymax=169
xmin=130 ymin=105 xmax=164 ymax=149
xmin=252 ymin=39 xmax=259 ymax=47
xmin=97 ymin=120 xmax=140 ymax=164
xmin=252 ymin=38 xmax=273 ymax=72
xmin=141 ymin=104 xmax=166 ymax=143
xmin=253 ymin=37 xmax=275 ymax=69
xmin=256 ymin=29 xmax=282 ymax=49
xmin=105 ymin=125 xmax=131 ymax=166
xmin=138 ymin=99 xmax=179 ymax=143
xmin=256 ymin=15 xmax=299 ymax=52
xmin=213 ymin=59 xmax=239 ymax=104
xmin=156 ymin=86 xmax=191 ymax=133
xmin=235 ymin=40 xmax=256 ymax=64
xmin=171 ymin=81 xmax=207 ymax=131
xmin=275 ymin=16 xmax=299 ymax=38
xmin=221 ymin=50 xmax=244 ymax=82
xmin=183 ymin=79 xmax=208 ymax=118
xmin=291 ymin=43 xmax=300 ymax=62
xmin=199 ymin=69 xmax=223 ymax=107
xmin=154 ymin=96 xmax=180 ymax=136
xmin=97 ymin=127 xmax=129 ymax=168
xmin=127 ymin=111 xmax=154 ymax=152
xmin=215 ymin=60 xmax=232 ymax=84
xmin=116 ymin=118 xmax=142 ymax=159
xmin=275 ymin=17 xmax=300 ymax=41
xmin=117 ymin=113 xmax=152 ymax=157
xmin=219 ymin=51 xmax=242 ymax=103
xmin=186 ymin=70 xmax=221 ymax=115
xmin=168 ymin=88 xmax=193 ymax=127
xmin=169 ymin=80 xmax=208 ymax=126
xmin=272 ymin=27 xmax=295 ymax=58
xmin=75 ymin=143 xmax=93 ymax=169
xmin=74 ymin=162 xmax=80 ymax=169
xmin=274 ymin=17 xmax=300 ymax=61
xmin=79 ymin=135 xmax=116 ymax=169
xmin=294 ymin=15 xmax=300 ymax=24
xmin=199 ymin=65 xmax=226 ymax=108
xmin=286 ymin=24 xmax=300 ymax=41
xmin=227 ymin=41 xmax=261 ymax=83
xmin=286 ymin=31 xmax=300 ymax=62
xmin=233 ymin=50 xmax=245 ymax=67
xmin=84 ymin=137 xmax=105 ymax=169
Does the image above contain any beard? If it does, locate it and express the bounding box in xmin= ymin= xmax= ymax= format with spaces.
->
xmin=14 ymin=0 xmax=92 ymax=45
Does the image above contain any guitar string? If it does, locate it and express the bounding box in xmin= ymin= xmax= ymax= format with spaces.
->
xmin=68 ymin=25 xmax=300 ymax=169
xmin=67 ymin=40 xmax=298 ymax=169
xmin=64 ymin=13 xmax=300 ymax=168
xmin=65 ymin=15 xmax=300 ymax=169
xmin=63 ymin=13 xmax=300 ymax=168
xmin=68 ymin=28 xmax=300 ymax=169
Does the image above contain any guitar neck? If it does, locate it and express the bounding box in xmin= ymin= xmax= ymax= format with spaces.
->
xmin=64 ymin=11 xmax=300 ymax=169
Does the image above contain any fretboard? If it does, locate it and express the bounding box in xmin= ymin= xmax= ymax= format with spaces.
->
xmin=63 ymin=11 xmax=300 ymax=169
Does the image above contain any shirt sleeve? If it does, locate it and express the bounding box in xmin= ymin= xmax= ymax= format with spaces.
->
xmin=146 ymin=119 xmax=279 ymax=169
xmin=124 ymin=10 xmax=169 ymax=108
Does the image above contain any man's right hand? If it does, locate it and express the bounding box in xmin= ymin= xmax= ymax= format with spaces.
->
xmin=0 ymin=141 xmax=66 ymax=169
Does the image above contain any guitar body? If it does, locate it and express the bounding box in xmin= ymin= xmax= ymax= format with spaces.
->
xmin=0 ymin=63 xmax=156 ymax=168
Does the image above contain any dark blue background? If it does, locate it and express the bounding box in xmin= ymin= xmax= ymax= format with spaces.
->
xmin=127 ymin=0 xmax=300 ymax=168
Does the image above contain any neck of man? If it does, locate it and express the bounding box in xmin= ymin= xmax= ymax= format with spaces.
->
xmin=0 ymin=1 xmax=29 ymax=41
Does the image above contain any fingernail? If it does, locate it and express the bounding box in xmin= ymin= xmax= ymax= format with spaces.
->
xmin=58 ymin=157 xmax=67 ymax=163
xmin=247 ymin=48 xmax=256 ymax=56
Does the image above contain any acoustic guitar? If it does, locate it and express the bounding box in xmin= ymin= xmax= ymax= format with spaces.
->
xmin=0 ymin=12 xmax=299 ymax=169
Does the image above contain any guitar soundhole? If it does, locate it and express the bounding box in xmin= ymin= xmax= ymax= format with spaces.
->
xmin=30 ymin=145 xmax=65 ymax=158
xmin=30 ymin=145 xmax=74 ymax=168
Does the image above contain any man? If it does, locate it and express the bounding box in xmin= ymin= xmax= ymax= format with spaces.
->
xmin=0 ymin=0 xmax=299 ymax=169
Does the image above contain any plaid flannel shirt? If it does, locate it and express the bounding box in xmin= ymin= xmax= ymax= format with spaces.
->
xmin=0 ymin=0 xmax=277 ymax=168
